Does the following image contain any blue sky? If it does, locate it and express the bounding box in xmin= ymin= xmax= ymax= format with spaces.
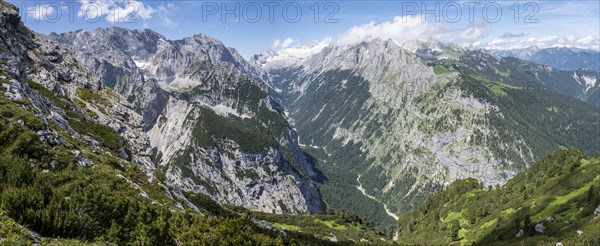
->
xmin=9 ymin=0 xmax=600 ymax=58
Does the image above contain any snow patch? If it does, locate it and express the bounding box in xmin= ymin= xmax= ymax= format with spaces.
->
xmin=312 ymin=105 xmax=327 ymax=121
xmin=262 ymin=41 xmax=329 ymax=70
xmin=159 ymin=76 xmax=201 ymax=91
xmin=209 ymin=103 xmax=252 ymax=119
xmin=582 ymin=75 xmax=597 ymax=91
xmin=132 ymin=59 xmax=151 ymax=69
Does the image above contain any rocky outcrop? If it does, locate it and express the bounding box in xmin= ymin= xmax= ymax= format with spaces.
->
xmin=51 ymin=28 xmax=168 ymax=130
xmin=0 ymin=1 xmax=159 ymax=174
xmin=53 ymin=27 xmax=325 ymax=214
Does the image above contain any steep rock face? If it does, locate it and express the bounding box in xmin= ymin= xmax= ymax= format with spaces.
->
xmin=258 ymin=39 xmax=600 ymax=229
xmin=0 ymin=3 xmax=157 ymax=172
xmin=51 ymin=28 xmax=168 ymax=130
xmin=146 ymin=96 xmax=323 ymax=213
xmin=54 ymin=28 xmax=325 ymax=214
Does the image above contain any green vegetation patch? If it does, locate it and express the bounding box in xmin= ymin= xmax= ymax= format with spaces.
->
xmin=272 ymin=222 xmax=301 ymax=232
xmin=76 ymin=87 xmax=112 ymax=108
xmin=469 ymin=75 xmax=520 ymax=97
xmin=534 ymin=175 xmax=600 ymax=220
xmin=189 ymin=106 xmax=278 ymax=153
xmin=242 ymin=208 xmax=386 ymax=243
xmin=396 ymin=148 xmax=600 ymax=245
xmin=433 ymin=64 xmax=452 ymax=75
xmin=314 ymin=219 xmax=348 ymax=231
xmin=0 ymin=209 xmax=32 ymax=245
xmin=444 ymin=210 xmax=468 ymax=227
xmin=68 ymin=118 xmax=123 ymax=154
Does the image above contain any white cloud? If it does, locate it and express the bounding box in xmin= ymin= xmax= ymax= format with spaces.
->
xmin=334 ymin=16 xmax=490 ymax=46
xmin=335 ymin=16 xmax=452 ymax=45
xmin=459 ymin=23 xmax=489 ymax=43
xmin=281 ymin=38 xmax=294 ymax=48
xmin=271 ymin=37 xmax=295 ymax=50
xmin=499 ymin=32 xmax=527 ymax=38
xmin=332 ymin=16 xmax=598 ymax=51
xmin=478 ymin=35 xmax=600 ymax=50
xmin=157 ymin=3 xmax=176 ymax=26
xmin=78 ymin=0 xmax=156 ymax=23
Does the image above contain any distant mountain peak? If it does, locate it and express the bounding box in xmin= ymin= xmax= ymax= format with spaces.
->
xmin=252 ymin=40 xmax=330 ymax=70
xmin=491 ymin=46 xmax=600 ymax=72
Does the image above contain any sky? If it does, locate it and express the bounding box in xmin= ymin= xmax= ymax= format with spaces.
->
xmin=8 ymin=0 xmax=600 ymax=58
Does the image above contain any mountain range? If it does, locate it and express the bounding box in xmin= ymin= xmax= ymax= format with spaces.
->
xmin=491 ymin=46 xmax=600 ymax=73
xmin=255 ymin=38 xmax=599 ymax=231
xmin=0 ymin=0 xmax=599 ymax=244
xmin=51 ymin=27 xmax=325 ymax=215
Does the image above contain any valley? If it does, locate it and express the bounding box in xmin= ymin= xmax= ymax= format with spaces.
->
xmin=261 ymin=39 xmax=599 ymax=232
xmin=356 ymin=175 xmax=400 ymax=221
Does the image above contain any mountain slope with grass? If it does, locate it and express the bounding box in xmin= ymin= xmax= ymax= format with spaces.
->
xmin=397 ymin=148 xmax=600 ymax=245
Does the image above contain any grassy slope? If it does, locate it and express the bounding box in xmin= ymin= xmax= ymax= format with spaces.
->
xmin=184 ymin=191 xmax=388 ymax=244
xmin=397 ymin=148 xmax=600 ymax=245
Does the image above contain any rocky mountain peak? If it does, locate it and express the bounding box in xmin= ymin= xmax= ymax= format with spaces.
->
xmin=256 ymin=38 xmax=454 ymax=74
xmin=52 ymin=24 xmax=325 ymax=214
xmin=173 ymin=33 xmax=257 ymax=76
xmin=51 ymin=27 xmax=165 ymax=60
xmin=490 ymin=46 xmax=541 ymax=60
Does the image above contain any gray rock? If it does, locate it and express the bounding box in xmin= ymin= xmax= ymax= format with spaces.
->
xmin=54 ymin=27 xmax=325 ymax=214
xmin=28 ymin=230 xmax=42 ymax=243
xmin=535 ymin=223 xmax=545 ymax=233
xmin=72 ymin=150 xmax=93 ymax=167
xmin=515 ymin=229 xmax=524 ymax=238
